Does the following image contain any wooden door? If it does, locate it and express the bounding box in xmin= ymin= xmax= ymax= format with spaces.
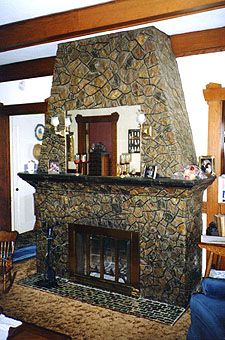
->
xmin=75 ymin=112 xmax=119 ymax=176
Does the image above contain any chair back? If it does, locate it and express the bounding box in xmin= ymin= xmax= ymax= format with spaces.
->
xmin=0 ymin=231 xmax=18 ymax=263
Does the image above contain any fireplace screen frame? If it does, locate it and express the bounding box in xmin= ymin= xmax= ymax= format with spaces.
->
xmin=68 ymin=224 xmax=140 ymax=295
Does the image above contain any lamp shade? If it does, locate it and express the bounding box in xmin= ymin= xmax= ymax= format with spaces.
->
xmin=51 ymin=116 xmax=59 ymax=127
xmin=136 ymin=111 xmax=146 ymax=125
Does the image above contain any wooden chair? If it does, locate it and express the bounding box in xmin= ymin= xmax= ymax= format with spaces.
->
xmin=0 ymin=231 xmax=18 ymax=293
xmin=198 ymin=242 xmax=225 ymax=277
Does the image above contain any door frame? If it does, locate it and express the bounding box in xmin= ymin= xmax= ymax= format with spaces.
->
xmin=0 ymin=101 xmax=47 ymax=231
xmin=0 ymin=108 xmax=11 ymax=230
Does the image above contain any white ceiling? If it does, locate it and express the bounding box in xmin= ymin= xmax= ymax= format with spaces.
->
xmin=0 ymin=0 xmax=113 ymax=25
xmin=0 ymin=1 xmax=225 ymax=66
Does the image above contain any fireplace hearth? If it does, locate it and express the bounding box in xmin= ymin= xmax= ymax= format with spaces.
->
xmin=68 ymin=224 xmax=139 ymax=296
xmin=20 ymin=273 xmax=186 ymax=325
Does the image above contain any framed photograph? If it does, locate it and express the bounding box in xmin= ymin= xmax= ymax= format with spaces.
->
xmin=128 ymin=129 xmax=140 ymax=153
xmin=199 ymin=155 xmax=215 ymax=175
xmin=48 ymin=160 xmax=60 ymax=174
xmin=144 ymin=165 xmax=157 ymax=179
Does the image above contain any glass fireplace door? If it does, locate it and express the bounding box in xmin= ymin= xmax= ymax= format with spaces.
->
xmin=68 ymin=224 xmax=139 ymax=295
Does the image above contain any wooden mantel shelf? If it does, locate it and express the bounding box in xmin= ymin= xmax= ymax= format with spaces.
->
xmin=18 ymin=172 xmax=215 ymax=190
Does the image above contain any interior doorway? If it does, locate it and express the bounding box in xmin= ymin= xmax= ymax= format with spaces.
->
xmin=75 ymin=112 xmax=119 ymax=176
xmin=10 ymin=114 xmax=44 ymax=233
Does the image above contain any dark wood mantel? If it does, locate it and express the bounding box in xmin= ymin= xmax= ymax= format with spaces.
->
xmin=18 ymin=172 xmax=215 ymax=190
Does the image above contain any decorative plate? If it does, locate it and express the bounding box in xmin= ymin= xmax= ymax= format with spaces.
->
xmin=35 ymin=124 xmax=45 ymax=141
xmin=33 ymin=144 xmax=42 ymax=160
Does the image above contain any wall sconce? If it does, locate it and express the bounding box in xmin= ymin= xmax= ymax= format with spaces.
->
xmin=50 ymin=115 xmax=72 ymax=137
xmin=136 ymin=110 xmax=152 ymax=137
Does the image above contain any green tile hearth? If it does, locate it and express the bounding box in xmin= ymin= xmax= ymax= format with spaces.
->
xmin=19 ymin=274 xmax=185 ymax=325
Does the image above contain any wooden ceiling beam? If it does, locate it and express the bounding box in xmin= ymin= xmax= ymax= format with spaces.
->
xmin=171 ymin=26 xmax=225 ymax=57
xmin=1 ymin=0 xmax=225 ymax=52
xmin=0 ymin=57 xmax=55 ymax=82
xmin=1 ymin=26 xmax=225 ymax=83
xmin=0 ymin=102 xmax=47 ymax=116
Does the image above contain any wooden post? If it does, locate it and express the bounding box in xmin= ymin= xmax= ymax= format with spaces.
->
xmin=203 ymin=83 xmax=225 ymax=226
xmin=0 ymin=103 xmax=11 ymax=230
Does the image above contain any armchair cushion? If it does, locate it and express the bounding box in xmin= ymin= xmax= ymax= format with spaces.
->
xmin=188 ymin=293 xmax=225 ymax=340
xmin=187 ymin=278 xmax=225 ymax=340
xmin=202 ymin=277 xmax=225 ymax=299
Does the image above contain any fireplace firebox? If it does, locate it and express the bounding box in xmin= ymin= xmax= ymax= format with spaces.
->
xmin=68 ymin=224 xmax=140 ymax=296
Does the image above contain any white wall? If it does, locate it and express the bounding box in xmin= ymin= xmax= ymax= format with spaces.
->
xmin=0 ymin=76 xmax=53 ymax=104
xmin=177 ymin=51 xmax=225 ymax=157
xmin=176 ymin=51 xmax=225 ymax=251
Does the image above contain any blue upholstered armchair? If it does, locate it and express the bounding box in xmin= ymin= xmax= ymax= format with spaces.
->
xmin=187 ymin=277 xmax=225 ymax=339
xmin=187 ymin=242 xmax=225 ymax=339
xmin=187 ymin=278 xmax=225 ymax=340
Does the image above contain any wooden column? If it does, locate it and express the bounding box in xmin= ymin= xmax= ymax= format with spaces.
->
xmin=203 ymin=83 xmax=225 ymax=225
xmin=0 ymin=104 xmax=11 ymax=230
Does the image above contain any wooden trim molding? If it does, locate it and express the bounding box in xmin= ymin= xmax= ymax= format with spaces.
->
xmin=0 ymin=57 xmax=55 ymax=83
xmin=203 ymin=82 xmax=225 ymax=101
xmin=0 ymin=102 xmax=47 ymax=116
xmin=1 ymin=0 xmax=225 ymax=52
xmin=202 ymin=201 xmax=207 ymax=214
xmin=171 ymin=26 xmax=225 ymax=57
xmin=75 ymin=112 xmax=119 ymax=124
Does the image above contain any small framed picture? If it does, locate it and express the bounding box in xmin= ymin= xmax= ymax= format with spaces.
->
xmin=199 ymin=156 xmax=215 ymax=175
xmin=144 ymin=165 xmax=157 ymax=179
xmin=48 ymin=160 xmax=60 ymax=174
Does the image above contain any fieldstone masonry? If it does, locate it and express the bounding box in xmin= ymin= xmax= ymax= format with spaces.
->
xmin=39 ymin=26 xmax=196 ymax=174
xmin=27 ymin=26 xmax=211 ymax=308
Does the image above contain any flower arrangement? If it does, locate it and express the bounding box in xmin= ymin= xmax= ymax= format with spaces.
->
xmin=172 ymin=164 xmax=207 ymax=180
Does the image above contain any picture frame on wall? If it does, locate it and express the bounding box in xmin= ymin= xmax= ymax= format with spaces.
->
xmin=199 ymin=155 xmax=215 ymax=176
xmin=48 ymin=160 xmax=60 ymax=174
xmin=128 ymin=129 xmax=140 ymax=153
xmin=144 ymin=165 xmax=157 ymax=179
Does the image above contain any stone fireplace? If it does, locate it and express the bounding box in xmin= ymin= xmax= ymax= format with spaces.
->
xmin=19 ymin=26 xmax=214 ymax=308
xmin=20 ymin=172 xmax=214 ymax=307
